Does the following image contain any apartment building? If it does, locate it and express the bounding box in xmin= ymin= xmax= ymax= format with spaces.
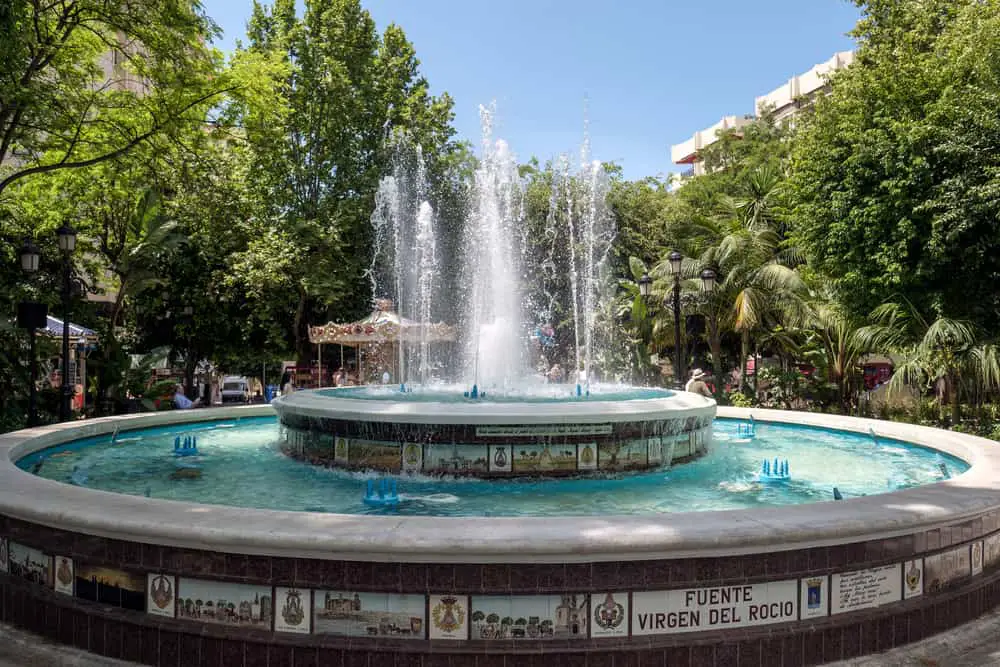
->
xmin=754 ymin=51 xmax=855 ymax=126
xmin=669 ymin=50 xmax=854 ymax=182
xmin=670 ymin=115 xmax=752 ymax=178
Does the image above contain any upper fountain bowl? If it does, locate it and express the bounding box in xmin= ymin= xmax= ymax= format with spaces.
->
xmin=272 ymin=385 xmax=716 ymax=478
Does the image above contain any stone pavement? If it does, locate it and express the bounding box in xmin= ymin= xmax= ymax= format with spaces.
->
xmin=2 ymin=613 xmax=1000 ymax=667
xmin=827 ymin=606 xmax=1000 ymax=666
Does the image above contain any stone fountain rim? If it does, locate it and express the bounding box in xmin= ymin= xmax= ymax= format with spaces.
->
xmin=0 ymin=404 xmax=996 ymax=564
xmin=270 ymin=386 xmax=715 ymax=424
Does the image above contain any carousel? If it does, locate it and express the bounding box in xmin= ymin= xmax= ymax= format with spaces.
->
xmin=308 ymin=299 xmax=457 ymax=385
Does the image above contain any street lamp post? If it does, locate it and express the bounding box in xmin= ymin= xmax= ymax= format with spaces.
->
xmin=700 ymin=268 xmax=717 ymax=294
xmin=19 ymin=240 xmax=43 ymax=426
xmin=668 ymin=250 xmax=684 ymax=388
xmin=56 ymin=224 xmax=77 ymax=422
xmin=637 ymin=272 xmax=652 ymax=301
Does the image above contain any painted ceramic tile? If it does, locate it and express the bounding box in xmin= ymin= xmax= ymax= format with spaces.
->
xmin=577 ymin=443 xmax=598 ymax=470
xmin=985 ymin=533 xmax=1000 ymax=570
xmin=424 ymin=444 xmax=488 ymax=474
xmin=401 ymin=443 xmax=423 ymax=474
xmin=8 ymin=541 xmax=51 ymax=587
xmin=924 ymin=545 xmax=971 ymax=593
xmin=0 ymin=537 xmax=8 ymax=573
xmin=671 ymin=435 xmax=692 ymax=459
xmin=903 ymin=560 xmax=923 ymax=599
xmin=314 ymin=591 xmax=424 ymax=639
xmin=304 ymin=432 xmax=334 ymax=458
xmin=471 ymin=595 xmax=589 ymax=640
xmin=349 ymin=441 xmax=401 ymax=472
xmin=513 ymin=443 xmax=577 ymax=473
xmin=973 ymin=541 xmax=984 ymax=576
xmin=76 ymin=565 xmax=145 ymax=612
xmin=177 ymin=578 xmax=272 ymax=629
xmin=800 ymin=576 xmax=828 ymax=619
xmin=831 ymin=564 xmax=902 ymax=615
xmin=647 ymin=437 xmax=663 ymax=465
xmin=590 ymin=592 xmax=628 ymax=637
xmin=598 ymin=440 xmax=648 ymax=471
xmin=489 ymin=444 xmax=513 ymax=473
xmin=274 ymin=587 xmax=311 ymax=634
xmin=53 ymin=556 xmax=74 ymax=595
xmin=147 ymin=573 xmax=177 ymax=618
xmin=663 ymin=441 xmax=677 ymax=468
xmin=334 ymin=436 xmax=350 ymax=464
xmin=428 ymin=594 xmax=468 ymax=640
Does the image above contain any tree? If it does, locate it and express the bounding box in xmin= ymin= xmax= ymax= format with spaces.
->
xmin=805 ymin=293 xmax=867 ymax=412
xmin=664 ymin=164 xmax=805 ymax=396
xmin=232 ymin=0 xmax=457 ymax=362
xmin=0 ymin=0 xmax=229 ymax=198
xmin=856 ymin=298 xmax=1000 ymax=424
xmin=790 ymin=0 xmax=1000 ymax=331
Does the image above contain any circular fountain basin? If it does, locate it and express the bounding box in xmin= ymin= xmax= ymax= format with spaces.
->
xmin=1 ymin=406 xmax=1000 ymax=666
xmin=271 ymin=384 xmax=717 ymax=477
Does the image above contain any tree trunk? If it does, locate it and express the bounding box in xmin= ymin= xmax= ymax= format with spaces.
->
xmin=707 ymin=314 xmax=723 ymax=399
xmin=293 ymin=288 xmax=310 ymax=367
xmin=184 ymin=348 xmax=196 ymax=400
xmin=949 ymin=371 xmax=961 ymax=426
xmin=739 ymin=330 xmax=750 ymax=394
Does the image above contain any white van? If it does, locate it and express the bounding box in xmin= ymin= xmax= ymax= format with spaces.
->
xmin=220 ymin=376 xmax=250 ymax=404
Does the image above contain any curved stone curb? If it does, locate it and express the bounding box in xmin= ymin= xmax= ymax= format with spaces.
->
xmin=0 ymin=405 xmax=995 ymax=563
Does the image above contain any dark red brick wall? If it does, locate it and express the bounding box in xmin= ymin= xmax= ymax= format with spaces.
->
xmin=4 ymin=512 xmax=1000 ymax=666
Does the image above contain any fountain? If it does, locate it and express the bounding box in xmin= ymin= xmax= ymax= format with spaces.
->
xmin=0 ymin=106 xmax=997 ymax=666
xmin=275 ymin=106 xmax=715 ymax=477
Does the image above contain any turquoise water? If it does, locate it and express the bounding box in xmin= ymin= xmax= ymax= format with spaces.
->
xmin=315 ymin=384 xmax=674 ymax=403
xmin=17 ymin=417 xmax=967 ymax=517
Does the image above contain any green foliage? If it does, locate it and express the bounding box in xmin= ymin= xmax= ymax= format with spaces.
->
xmin=790 ymin=0 xmax=1000 ymax=330
xmin=231 ymin=0 xmax=459 ymax=361
xmin=0 ymin=0 xmax=228 ymax=198
xmin=728 ymin=391 xmax=754 ymax=408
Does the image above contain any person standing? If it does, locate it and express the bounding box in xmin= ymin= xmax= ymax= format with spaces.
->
xmin=280 ymin=371 xmax=296 ymax=396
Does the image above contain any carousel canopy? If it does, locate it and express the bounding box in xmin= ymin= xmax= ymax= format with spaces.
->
xmin=309 ymin=308 xmax=457 ymax=346
xmin=41 ymin=316 xmax=99 ymax=343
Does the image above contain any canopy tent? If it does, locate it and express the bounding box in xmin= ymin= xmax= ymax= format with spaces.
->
xmin=308 ymin=301 xmax=457 ymax=385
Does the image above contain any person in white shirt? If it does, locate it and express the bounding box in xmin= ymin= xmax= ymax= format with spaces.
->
xmin=684 ymin=369 xmax=714 ymax=398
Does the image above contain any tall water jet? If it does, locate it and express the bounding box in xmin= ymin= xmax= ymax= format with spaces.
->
xmin=414 ymin=201 xmax=437 ymax=385
xmin=461 ymin=105 xmax=525 ymax=388
xmin=578 ymin=156 xmax=615 ymax=386
xmin=369 ymin=143 xmax=439 ymax=384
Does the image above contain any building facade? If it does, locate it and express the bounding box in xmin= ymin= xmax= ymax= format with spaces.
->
xmin=669 ymin=50 xmax=854 ymax=182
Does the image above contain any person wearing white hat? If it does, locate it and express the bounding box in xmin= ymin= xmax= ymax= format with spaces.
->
xmin=685 ymin=368 xmax=714 ymax=398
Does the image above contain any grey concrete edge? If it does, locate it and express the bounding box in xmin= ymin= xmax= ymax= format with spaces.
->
xmin=270 ymin=386 xmax=716 ymax=424
xmin=0 ymin=404 xmax=997 ymax=564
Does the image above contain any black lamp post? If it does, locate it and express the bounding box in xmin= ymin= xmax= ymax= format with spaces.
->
xmin=637 ymin=273 xmax=652 ymax=301
xmin=700 ymin=268 xmax=717 ymax=294
xmin=56 ymin=224 xmax=77 ymax=422
xmin=19 ymin=240 xmax=44 ymax=426
xmin=667 ymin=250 xmax=684 ymax=388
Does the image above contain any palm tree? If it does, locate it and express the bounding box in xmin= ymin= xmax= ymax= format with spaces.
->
xmin=615 ymin=257 xmax=659 ymax=383
xmin=856 ymin=298 xmax=1000 ymax=424
xmin=92 ymin=188 xmax=185 ymax=411
xmin=663 ymin=165 xmax=806 ymax=398
xmin=806 ymin=296 xmax=867 ymax=412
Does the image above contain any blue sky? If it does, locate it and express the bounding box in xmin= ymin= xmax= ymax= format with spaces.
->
xmin=202 ymin=0 xmax=860 ymax=180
